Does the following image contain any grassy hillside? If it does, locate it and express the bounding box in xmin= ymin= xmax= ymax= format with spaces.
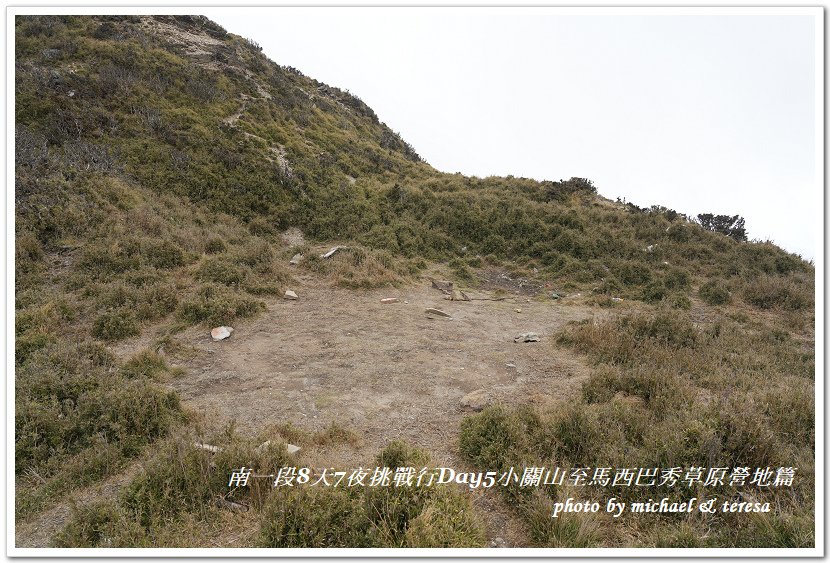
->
xmin=15 ymin=15 xmax=815 ymax=548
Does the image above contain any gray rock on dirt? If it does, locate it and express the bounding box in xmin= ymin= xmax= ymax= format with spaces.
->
xmin=514 ymin=332 xmax=540 ymax=343
xmin=210 ymin=326 xmax=234 ymax=341
xmin=289 ymin=253 xmax=303 ymax=265
xmin=460 ymin=389 xmax=490 ymax=412
xmin=425 ymin=308 xmax=452 ymax=319
xmin=430 ymin=279 xmax=454 ymax=294
xmin=380 ymin=298 xmax=399 ymax=304
xmin=284 ymin=290 xmax=298 ymax=300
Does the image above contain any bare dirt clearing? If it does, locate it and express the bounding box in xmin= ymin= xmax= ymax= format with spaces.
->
xmin=169 ymin=276 xmax=593 ymax=464
xmin=165 ymin=275 xmax=594 ymax=546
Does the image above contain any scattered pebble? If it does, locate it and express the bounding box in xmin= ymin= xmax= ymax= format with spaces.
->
xmin=514 ymin=332 xmax=540 ymax=343
xmin=425 ymin=307 xmax=452 ymax=318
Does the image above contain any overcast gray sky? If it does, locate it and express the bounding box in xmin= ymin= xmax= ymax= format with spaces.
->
xmin=204 ymin=8 xmax=819 ymax=260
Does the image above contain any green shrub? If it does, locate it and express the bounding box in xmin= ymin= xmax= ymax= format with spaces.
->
xmin=459 ymin=406 xmax=525 ymax=474
xmin=260 ymin=486 xmax=371 ymax=548
xmin=742 ymin=275 xmax=810 ymax=311
xmin=641 ymin=280 xmax=667 ymax=303
xmin=135 ymin=284 xmax=178 ymax=321
xmin=699 ymin=279 xmax=731 ymax=305
xmin=616 ymin=261 xmax=651 ymax=286
xmin=54 ymin=500 xmax=124 ymax=547
xmin=120 ymin=350 xmax=168 ymax=380
xmin=177 ymin=284 xmax=264 ymax=326
xmin=197 ymin=257 xmax=248 ymax=286
xmin=78 ymin=242 xmax=141 ymax=279
xmin=259 ymin=441 xmax=485 ymax=548
xmin=524 ymin=490 xmax=602 ymax=548
xmin=145 ymin=240 xmax=185 ymax=269
xmin=402 ymin=491 xmax=486 ymax=547
xmin=204 ymin=237 xmax=226 ymax=254
xmin=663 ymin=267 xmax=690 ymax=290
xmin=92 ymin=311 xmax=139 ymax=341
xmin=624 ymin=311 xmax=697 ymax=348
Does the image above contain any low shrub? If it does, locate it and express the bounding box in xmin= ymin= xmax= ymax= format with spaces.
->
xmin=145 ymin=240 xmax=185 ymax=269
xmin=699 ymin=279 xmax=731 ymax=305
xmin=92 ymin=311 xmax=139 ymax=341
xmin=260 ymin=441 xmax=485 ymax=548
xmin=197 ymin=257 xmax=248 ymax=286
xmin=177 ymin=285 xmax=264 ymax=326
xmin=742 ymin=275 xmax=810 ymax=311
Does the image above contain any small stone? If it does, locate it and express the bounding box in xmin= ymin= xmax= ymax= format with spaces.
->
xmin=431 ymin=279 xmax=454 ymax=293
xmin=284 ymin=290 xmax=298 ymax=300
xmin=215 ymin=497 xmax=249 ymax=512
xmin=194 ymin=442 xmax=222 ymax=453
xmin=255 ymin=440 xmax=271 ymax=453
xmin=210 ymin=326 xmax=234 ymax=341
xmin=289 ymin=253 xmax=303 ymax=265
xmin=611 ymin=297 xmax=623 ymax=302
xmin=449 ymin=289 xmax=471 ymax=301
xmin=286 ymin=444 xmax=301 ymax=455
xmin=515 ymin=308 xmax=522 ymax=313
xmin=425 ymin=308 xmax=452 ymax=318
xmin=320 ymin=246 xmax=341 ymax=259
xmin=514 ymin=332 xmax=540 ymax=343
xmin=460 ymin=389 xmax=489 ymax=412
xmin=506 ymin=363 xmax=516 ymax=368
xmin=380 ymin=297 xmax=399 ymax=304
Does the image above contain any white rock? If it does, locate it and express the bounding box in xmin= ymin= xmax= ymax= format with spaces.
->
xmin=284 ymin=290 xmax=298 ymax=300
xmin=380 ymin=298 xmax=399 ymax=304
xmin=194 ymin=442 xmax=222 ymax=453
xmin=286 ymin=444 xmax=301 ymax=455
xmin=289 ymin=253 xmax=303 ymax=265
xmin=320 ymin=246 xmax=341 ymax=259
xmin=211 ymin=326 xmax=234 ymax=341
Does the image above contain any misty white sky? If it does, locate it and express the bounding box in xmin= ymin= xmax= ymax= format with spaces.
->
xmin=204 ymin=8 xmax=819 ymax=260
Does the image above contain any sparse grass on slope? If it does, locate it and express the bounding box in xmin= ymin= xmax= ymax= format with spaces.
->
xmin=459 ymin=306 xmax=814 ymax=547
